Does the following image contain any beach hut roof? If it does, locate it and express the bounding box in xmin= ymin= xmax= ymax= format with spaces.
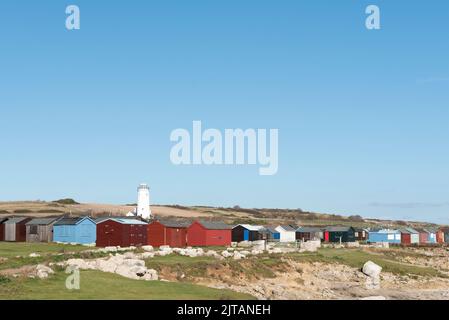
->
xmin=198 ymin=221 xmax=232 ymax=230
xmin=157 ymin=220 xmax=191 ymax=228
xmin=325 ymin=226 xmax=353 ymax=232
xmin=26 ymin=217 xmax=60 ymax=226
xmin=238 ymin=224 xmax=265 ymax=232
xmin=54 ymin=216 xmax=94 ymax=226
xmin=278 ymin=225 xmax=296 ymax=232
xmin=4 ymin=217 xmax=29 ymax=224
xmin=297 ymin=227 xmax=323 ymax=233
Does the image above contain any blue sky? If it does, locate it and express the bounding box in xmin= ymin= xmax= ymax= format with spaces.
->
xmin=0 ymin=1 xmax=448 ymax=223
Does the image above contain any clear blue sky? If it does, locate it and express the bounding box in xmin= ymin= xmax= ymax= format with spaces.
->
xmin=0 ymin=1 xmax=448 ymax=223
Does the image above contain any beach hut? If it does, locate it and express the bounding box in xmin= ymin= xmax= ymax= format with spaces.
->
xmin=53 ymin=217 xmax=96 ymax=245
xmin=414 ymin=228 xmax=430 ymax=244
xmin=186 ymin=221 xmax=232 ymax=247
xmin=263 ymin=227 xmax=280 ymax=242
xmin=441 ymin=227 xmax=449 ymax=244
xmin=96 ymin=218 xmax=147 ymax=247
xmin=324 ymin=226 xmax=355 ymax=243
xmin=4 ymin=217 xmax=32 ymax=242
xmin=147 ymin=220 xmax=189 ymax=248
xmin=400 ymin=228 xmax=411 ymax=245
xmin=26 ymin=217 xmax=59 ymax=243
xmin=296 ymin=227 xmax=323 ymax=242
xmin=0 ymin=218 xmax=8 ymax=241
xmin=424 ymin=228 xmax=437 ymax=244
xmin=436 ymin=228 xmax=446 ymax=244
xmin=407 ymin=228 xmax=420 ymax=244
xmin=354 ymin=228 xmax=369 ymax=241
xmin=275 ymin=225 xmax=297 ymax=243
xmin=232 ymin=224 xmax=265 ymax=242
xmin=368 ymin=229 xmax=401 ymax=244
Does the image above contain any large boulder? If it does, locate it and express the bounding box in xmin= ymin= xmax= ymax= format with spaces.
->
xmin=96 ymin=259 xmax=117 ymax=273
xmin=362 ymin=261 xmax=382 ymax=278
xmin=362 ymin=261 xmax=382 ymax=290
xmin=123 ymin=259 xmax=145 ymax=267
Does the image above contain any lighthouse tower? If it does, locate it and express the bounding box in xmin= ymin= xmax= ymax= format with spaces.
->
xmin=137 ymin=183 xmax=152 ymax=220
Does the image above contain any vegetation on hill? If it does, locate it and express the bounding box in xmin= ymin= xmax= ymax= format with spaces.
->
xmin=53 ymin=198 xmax=79 ymax=205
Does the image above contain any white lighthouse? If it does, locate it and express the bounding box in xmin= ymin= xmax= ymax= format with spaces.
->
xmin=137 ymin=183 xmax=152 ymax=220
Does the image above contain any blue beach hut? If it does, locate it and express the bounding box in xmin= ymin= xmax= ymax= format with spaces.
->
xmin=53 ymin=216 xmax=96 ymax=244
xmin=368 ymin=229 xmax=401 ymax=244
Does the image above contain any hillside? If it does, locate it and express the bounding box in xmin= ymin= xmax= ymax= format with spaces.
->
xmin=0 ymin=200 xmax=442 ymax=229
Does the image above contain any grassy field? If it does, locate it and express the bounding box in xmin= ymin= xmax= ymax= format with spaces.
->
xmin=0 ymin=242 xmax=107 ymax=271
xmin=0 ymin=242 xmax=90 ymax=258
xmin=0 ymin=270 xmax=255 ymax=300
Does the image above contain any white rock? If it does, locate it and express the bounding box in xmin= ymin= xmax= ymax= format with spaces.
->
xmin=233 ymin=251 xmax=245 ymax=260
xmin=237 ymin=241 xmax=252 ymax=248
xmin=205 ymin=250 xmax=218 ymax=257
xmin=123 ymin=259 xmax=145 ymax=267
xmin=29 ymin=253 xmax=41 ymax=258
xmin=123 ymin=252 xmax=136 ymax=259
xmin=142 ymin=245 xmax=154 ymax=252
xmin=346 ymin=242 xmax=360 ymax=248
xmin=105 ymin=246 xmax=118 ymax=253
xmin=160 ymin=245 xmax=171 ymax=251
xmin=222 ymin=251 xmax=233 ymax=258
xmin=362 ymin=261 xmax=382 ymax=278
xmin=141 ymin=252 xmax=155 ymax=259
xmin=96 ymin=260 xmax=117 ymax=273
xmin=299 ymin=240 xmax=321 ymax=252
xmin=115 ymin=265 xmax=139 ymax=280
xmin=35 ymin=265 xmax=54 ymax=279
xmin=143 ymin=269 xmax=159 ymax=281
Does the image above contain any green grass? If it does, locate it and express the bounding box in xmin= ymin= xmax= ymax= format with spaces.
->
xmin=0 ymin=242 xmax=108 ymax=271
xmin=0 ymin=270 xmax=255 ymax=300
xmin=287 ymin=248 xmax=447 ymax=278
xmin=0 ymin=242 xmax=90 ymax=258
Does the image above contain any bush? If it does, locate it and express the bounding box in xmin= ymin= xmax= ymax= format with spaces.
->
xmin=53 ymin=198 xmax=79 ymax=205
xmin=0 ymin=276 xmax=11 ymax=284
xmin=348 ymin=215 xmax=365 ymax=222
xmin=13 ymin=209 xmax=33 ymax=214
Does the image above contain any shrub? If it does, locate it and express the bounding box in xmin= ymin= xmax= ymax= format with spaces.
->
xmin=13 ymin=209 xmax=33 ymax=214
xmin=53 ymin=198 xmax=79 ymax=205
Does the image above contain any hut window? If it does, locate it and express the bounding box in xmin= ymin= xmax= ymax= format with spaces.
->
xmin=30 ymin=225 xmax=38 ymax=235
xmin=387 ymin=234 xmax=394 ymax=240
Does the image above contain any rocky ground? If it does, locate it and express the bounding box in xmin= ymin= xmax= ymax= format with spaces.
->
xmin=2 ymin=241 xmax=449 ymax=300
